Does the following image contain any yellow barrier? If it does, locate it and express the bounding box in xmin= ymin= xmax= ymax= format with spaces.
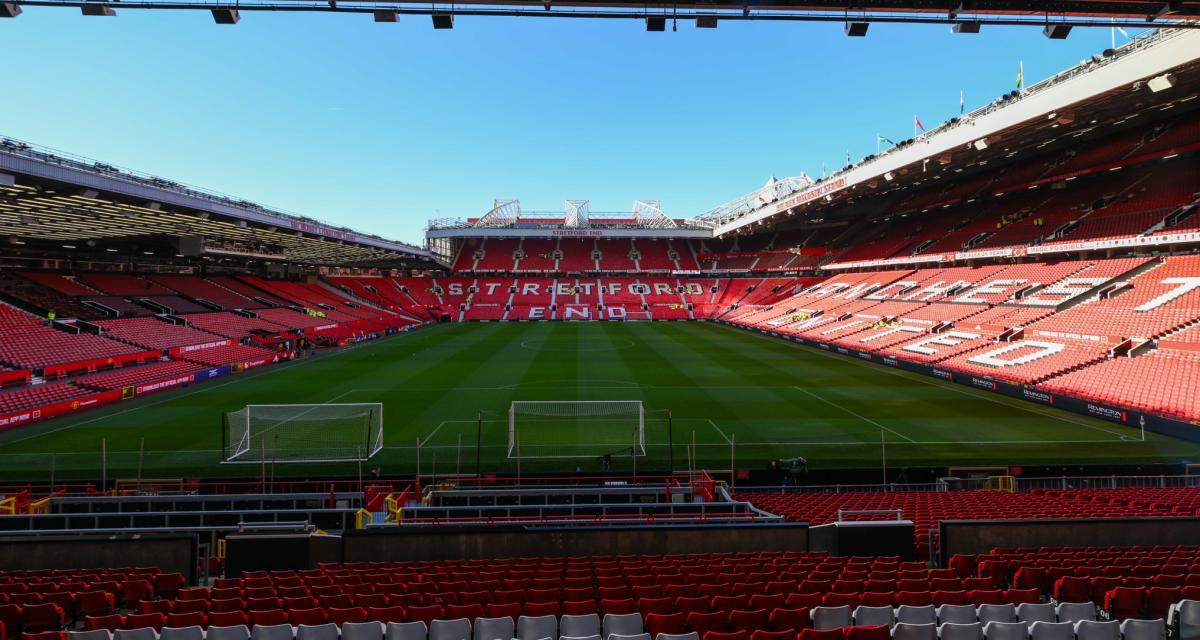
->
xmin=0 ymin=497 xmax=15 ymax=515
xmin=987 ymin=475 xmax=1016 ymax=492
xmin=216 ymin=538 xmax=227 ymax=560
xmin=27 ymin=497 xmax=51 ymax=515
xmin=355 ymin=508 xmax=373 ymax=530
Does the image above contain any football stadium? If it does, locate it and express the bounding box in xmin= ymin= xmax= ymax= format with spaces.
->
xmin=1 ymin=4 xmax=1200 ymax=640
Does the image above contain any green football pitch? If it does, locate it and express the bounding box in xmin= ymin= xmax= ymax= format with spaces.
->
xmin=2 ymin=321 xmax=1197 ymax=481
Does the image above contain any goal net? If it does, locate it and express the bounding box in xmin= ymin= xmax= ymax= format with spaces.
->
xmin=508 ymin=400 xmax=645 ymax=459
xmin=222 ymin=403 xmax=384 ymax=464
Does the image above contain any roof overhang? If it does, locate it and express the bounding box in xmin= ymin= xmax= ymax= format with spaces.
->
xmin=710 ymin=27 xmax=1200 ymax=238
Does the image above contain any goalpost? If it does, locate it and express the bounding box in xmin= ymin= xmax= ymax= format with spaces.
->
xmin=222 ymin=403 xmax=384 ymax=464
xmin=508 ymin=400 xmax=645 ymax=459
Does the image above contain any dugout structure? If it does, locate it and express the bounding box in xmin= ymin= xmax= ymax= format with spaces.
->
xmin=508 ymin=400 xmax=645 ymax=459
xmin=222 ymin=403 xmax=384 ymax=464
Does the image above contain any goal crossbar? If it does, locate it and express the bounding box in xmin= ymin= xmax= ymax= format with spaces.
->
xmin=507 ymin=400 xmax=645 ymax=460
xmin=222 ymin=402 xmax=384 ymax=464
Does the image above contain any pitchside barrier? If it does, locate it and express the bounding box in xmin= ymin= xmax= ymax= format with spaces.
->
xmin=716 ymin=320 xmax=1200 ymax=443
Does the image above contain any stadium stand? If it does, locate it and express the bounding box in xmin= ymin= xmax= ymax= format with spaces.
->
xmin=180 ymin=313 xmax=290 ymax=339
xmin=74 ymin=360 xmax=208 ymax=391
xmin=95 ymin=318 xmax=230 ymax=351
xmin=149 ymin=275 xmax=260 ymax=310
xmin=737 ymin=489 xmax=1200 ymax=558
xmin=0 ymin=301 xmax=152 ymax=374
xmin=177 ymin=343 xmax=279 ymax=367
xmin=5 ymin=547 xmax=1195 ymax=640
xmin=0 ymin=381 xmax=94 ymax=414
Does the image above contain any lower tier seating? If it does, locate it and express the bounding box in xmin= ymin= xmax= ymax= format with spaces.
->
xmin=75 ymin=361 xmax=207 ymax=391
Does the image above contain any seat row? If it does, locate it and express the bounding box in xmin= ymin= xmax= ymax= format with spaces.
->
xmin=13 ymin=611 xmax=1187 ymax=640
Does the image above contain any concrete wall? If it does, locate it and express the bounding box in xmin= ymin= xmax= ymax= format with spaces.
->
xmin=343 ymin=523 xmax=809 ymax=562
xmin=939 ymin=518 xmax=1200 ymax=565
xmin=0 ymin=535 xmax=197 ymax=583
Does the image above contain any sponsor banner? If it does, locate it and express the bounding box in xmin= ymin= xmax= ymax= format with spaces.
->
xmin=550 ymin=230 xmax=604 ymax=237
xmin=240 ymin=355 xmax=278 ymax=371
xmin=1028 ymin=231 xmax=1200 ymax=255
xmin=672 ymin=270 xmax=701 ymax=276
xmin=135 ymin=374 xmax=195 ymax=396
xmin=825 ymin=253 xmax=948 ymax=270
xmin=774 ymin=177 xmax=847 ymax=212
xmin=170 ymin=339 xmax=236 ymax=356
xmin=955 ymin=247 xmax=1016 ymax=261
xmin=43 ymin=351 xmax=159 ymax=378
xmin=716 ymin=320 xmax=1196 ymax=443
xmin=0 ymin=390 xmax=123 ymax=431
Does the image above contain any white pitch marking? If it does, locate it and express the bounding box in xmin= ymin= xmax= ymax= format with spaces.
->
xmin=792 ymin=385 xmax=917 ymax=443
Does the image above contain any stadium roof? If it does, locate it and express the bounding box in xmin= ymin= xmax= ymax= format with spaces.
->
xmin=3 ymin=0 xmax=1199 ymax=25
xmin=705 ymin=26 xmax=1200 ymax=238
xmin=0 ymin=138 xmax=431 ymax=267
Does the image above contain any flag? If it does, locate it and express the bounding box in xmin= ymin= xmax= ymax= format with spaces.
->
xmin=960 ymin=90 xmax=964 ymax=115
xmin=914 ymin=115 xmax=926 ymax=133
xmin=1016 ymin=61 xmax=1024 ymax=90
xmin=878 ymin=135 xmax=896 ymax=146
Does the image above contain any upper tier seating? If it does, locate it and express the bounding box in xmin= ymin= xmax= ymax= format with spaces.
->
xmin=636 ymin=240 xmax=678 ymax=272
xmin=76 ymin=274 xmax=174 ymax=296
xmin=150 ymin=275 xmax=261 ymax=310
xmin=558 ymin=239 xmax=598 ymax=272
xmin=473 ymin=239 xmax=521 ymax=272
xmin=20 ymin=272 xmax=101 ymax=296
xmin=0 ymin=303 xmax=145 ymax=372
xmin=0 ymin=272 xmax=100 ymax=320
xmin=240 ymin=278 xmax=375 ymax=322
xmin=205 ymin=277 xmax=290 ymax=307
xmin=518 ymin=239 xmax=558 ymax=272
xmin=96 ymin=318 xmax=226 ymax=351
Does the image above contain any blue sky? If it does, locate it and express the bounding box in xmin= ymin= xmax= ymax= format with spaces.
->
xmin=0 ymin=10 xmax=1136 ymax=242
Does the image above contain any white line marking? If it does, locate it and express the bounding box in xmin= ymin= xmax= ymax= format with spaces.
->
xmin=707 ymin=419 xmax=732 ymax=445
xmin=793 ymin=385 xmax=917 ymax=443
xmin=419 ymin=420 xmax=451 ymax=448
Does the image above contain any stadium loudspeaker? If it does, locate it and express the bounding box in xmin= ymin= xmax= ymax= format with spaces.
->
xmin=211 ymin=7 xmax=239 ymax=23
xmin=844 ymin=21 xmax=868 ymax=36
xmin=174 ymin=236 xmax=204 ymax=257
xmin=431 ymin=12 xmax=453 ymax=28
xmin=972 ymin=138 xmax=988 ymax=151
xmin=1147 ymin=73 xmax=1176 ymax=93
xmin=952 ymin=21 xmax=980 ymax=33
xmin=1042 ymin=23 xmax=1071 ymax=39
xmin=0 ymin=3 xmax=21 ymax=17
xmin=646 ymin=16 xmax=665 ymax=31
xmin=373 ymin=10 xmax=399 ymax=21
xmin=695 ymin=15 xmax=717 ymax=28
xmin=81 ymin=4 xmax=115 ymax=16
